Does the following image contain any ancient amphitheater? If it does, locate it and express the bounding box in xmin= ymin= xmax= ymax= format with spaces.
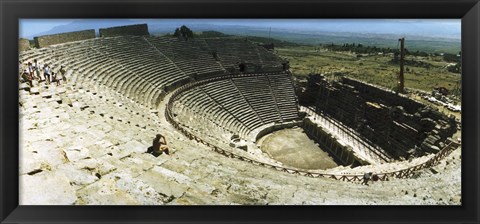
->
xmin=19 ymin=24 xmax=461 ymax=205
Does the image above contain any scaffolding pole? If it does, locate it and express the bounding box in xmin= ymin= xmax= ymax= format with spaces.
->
xmin=398 ymin=37 xmax=405 ymax=93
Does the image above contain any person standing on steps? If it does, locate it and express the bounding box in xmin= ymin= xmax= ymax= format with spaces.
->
xmin=27 ymin=62 xmax=34 ymax=81
xmin=33 ymin=59 xmax=42 ymax=81
xmin=43 ymin=64 xmax=51 ymax=84
xmin=59 ymin=65 xmax=67 ymax=84
xmin=362 ymin=172 xmax=373 ymax=186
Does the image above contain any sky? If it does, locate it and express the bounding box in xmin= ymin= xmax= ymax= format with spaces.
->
xmin=19 ymin=19 xmax=461 ymax=40
xmin=20 ymin=19 xmax=75 ymax=38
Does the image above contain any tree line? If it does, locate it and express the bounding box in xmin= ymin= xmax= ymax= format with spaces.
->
xmin=322 ymin=42 xmax=460 ymax=61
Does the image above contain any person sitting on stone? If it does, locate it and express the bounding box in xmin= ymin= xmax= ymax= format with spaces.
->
xmin=52 ymin=71 xmax=61 ymax=86
xmin=371 ymin=174 xmax=379 ymax=182
xmin=159 ymin=135 xmax=170 ymax=155
xmin=147 ymin=134 xmax=170 ymax=157
xmin=362 ymin=172 xmax=373 ymax=186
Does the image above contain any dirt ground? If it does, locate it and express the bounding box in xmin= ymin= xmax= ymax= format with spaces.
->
xmin=258 ymin=127 xmax=338 ymax=170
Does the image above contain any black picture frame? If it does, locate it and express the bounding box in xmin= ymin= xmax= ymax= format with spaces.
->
xmin=1 ymin=0 xmax=479 ymax=223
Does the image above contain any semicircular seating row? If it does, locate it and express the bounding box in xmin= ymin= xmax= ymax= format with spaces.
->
xmin=203 ymin=38 xmax=281 ymax=69
xmin=172 ymin=72 xmax=300 ymax=139
xmin=19 ymin=36 xmax=285 ymax=110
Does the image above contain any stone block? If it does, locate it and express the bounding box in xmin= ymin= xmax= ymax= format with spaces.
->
xmin=74 ymin=158 xmax=100 ymax=170
xmin=57 ymin=163 xmax=99 ymax=186
xmin=71 ymin=101 xmax=83 ymax=108
xmin=64 ymin=146 xmax=90 ymax=162
xmin=19 ymin=83 xmax=30 ymax=91
xmin=30 ymin=87 xmax=40 ymax=95
xmin=152 ymin=166 xmax=192 ymax=185
xmin=95 ymin=139 xmax=114 ymax=149
xmin=40 ymin=92 xmax=53 ymax=99
xmin=77 ymin=172 xmax=168 ymax=205
xmin=121 ymin=140 xmax=147 ymax=154
xmin=32 ymin=140 xmax=68 ymax=167
xmin=55 ymin=86 xmax=67 ymax=93
xmin=137 ymin=168 xmax=188 ymax=198
xmin=19 ymin=171 xmax=77 ymax=205
xmin=117 ymin=154 xmax=156 ymax=176
xmin=76 ymin=178 xmax=139 ymax=205
xmin=19 ymin=150 xmax=44 ymax=174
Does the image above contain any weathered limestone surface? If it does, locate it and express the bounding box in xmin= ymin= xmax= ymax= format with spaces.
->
xmin=20 ymin=170 xmax=77 ymax=205
xmin=18 ymin=58 xmax=461 ymax=206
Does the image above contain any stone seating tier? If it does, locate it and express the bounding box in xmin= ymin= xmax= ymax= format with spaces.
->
xmin=178 ymin=88 xmax=242 ymax=134
xmin=232 ymin=76 xmax=282 ymax=124
xmin=20 ymin=36 xmax=287 ymax=112
xmin=144 ymin=37 xmax=226 ymax=77
xmin=204 ymin=38 xmax=285 ymax=71
xmin=173 ymin=73 xmax=299 ymax=140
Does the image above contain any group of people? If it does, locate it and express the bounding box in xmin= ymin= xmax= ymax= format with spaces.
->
xmin=19 ymin=59 xmax=67 ymax=87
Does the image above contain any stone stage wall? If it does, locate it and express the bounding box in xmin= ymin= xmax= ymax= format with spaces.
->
xmin=34 ymin=29 xmax=95 ymax=48
xmin=99 ymin=24 xmax=149 ymax=37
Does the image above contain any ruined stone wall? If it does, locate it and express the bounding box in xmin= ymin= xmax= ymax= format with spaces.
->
xmin=303 ymin=118 xmax=365 ymax=166
xmin=341 ymin=77 xmax=424 ymax=114
xmin=19 ymin=38 xmax=30 ymax=52
xmin=99 ymin=24 xmax=149 ymax=37
xmin=315 ymin=78 xmax=456 ymax=159
xmin=34 ymin=29 xmax=95 ymax=48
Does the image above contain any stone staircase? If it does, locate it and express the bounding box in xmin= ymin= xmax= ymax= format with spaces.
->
xmin=19 ymin=75 xmax=461 ymax=205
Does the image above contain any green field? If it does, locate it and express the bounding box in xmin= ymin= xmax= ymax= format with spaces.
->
xmin=276 ymin=46 xmax=461 ymax=93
